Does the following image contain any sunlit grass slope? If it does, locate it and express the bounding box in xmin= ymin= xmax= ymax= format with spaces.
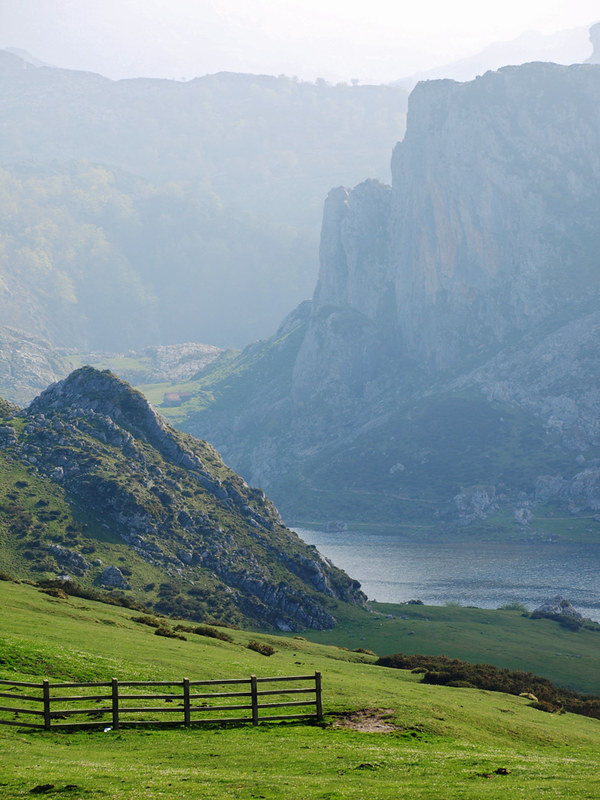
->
xmin=1 ymin=580 xmax=599 ymax=800
xmin=303 ymin=601 xmax=600 ymax=696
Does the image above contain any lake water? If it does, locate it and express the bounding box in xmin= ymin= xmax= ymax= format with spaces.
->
xmin=294 ymin=528 xmax=600 ymax=622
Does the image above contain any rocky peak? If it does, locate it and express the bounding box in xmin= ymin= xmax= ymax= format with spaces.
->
xmin=15 ymin=367 xmax=365 ymax=629
xmin=313 ymin=180 xmax=392 ymax=318
xmin=30 ymin=365 xmax=176 ymax=451
xmin=586 ymin=22 xmax=600 ymax=63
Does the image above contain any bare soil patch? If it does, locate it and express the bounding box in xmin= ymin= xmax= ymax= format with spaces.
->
xmin=333 ymin=708 xmax=398 ymax=733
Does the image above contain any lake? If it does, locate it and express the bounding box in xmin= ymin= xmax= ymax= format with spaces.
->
xmin=294 ymin=527 xmax=600 ymax=622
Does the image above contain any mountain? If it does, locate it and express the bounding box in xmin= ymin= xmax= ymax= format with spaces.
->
xmin=0 ymin=367 xmax=364 ymax=629
xmin=0 ymin=50 xmax=407 ymax=350
xmin=587 ymin=22 xmax=600 ymax=63
xmin=0 ymin=161 xmax=317 ymax=351
xmin=171 ymin=62 xmax=600 ymax=535
xmin=398 ymin=25 xmax=593 ymax=87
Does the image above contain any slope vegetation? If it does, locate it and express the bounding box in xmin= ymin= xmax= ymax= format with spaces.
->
xmin=1 ymin=579 xmax=599 ymax=800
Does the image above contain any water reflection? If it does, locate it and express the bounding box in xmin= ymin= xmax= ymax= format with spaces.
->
xmin=295 ymin=528 xmax=600 ymax=622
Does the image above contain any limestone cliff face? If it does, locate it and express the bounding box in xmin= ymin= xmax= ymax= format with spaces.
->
xmin=586 ymin=22 xmax=600 ymax=63
xmin=0 ymin=326 xmax=70 ymax=405
xmin=390 ymin=64 xmax=600 ymax=368
xmin=302 ymin=63 xmax=600 ymax=382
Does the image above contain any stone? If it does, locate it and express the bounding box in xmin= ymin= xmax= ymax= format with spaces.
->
xmin=533 ymin=596 xmax=583 ymax=619
xmin=99 ymin=565 xmax=131 ymax=590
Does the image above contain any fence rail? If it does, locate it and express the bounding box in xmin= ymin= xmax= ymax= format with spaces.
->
xmin=0 ymin=672 xmax=323 ymax=730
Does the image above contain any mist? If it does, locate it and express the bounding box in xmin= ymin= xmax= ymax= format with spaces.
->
xmin=1 ymin=0 xmax=598 ymax=83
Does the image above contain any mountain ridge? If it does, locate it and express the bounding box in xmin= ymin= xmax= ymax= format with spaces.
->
xmin=170 ymin=62 xmax=600 ymax=535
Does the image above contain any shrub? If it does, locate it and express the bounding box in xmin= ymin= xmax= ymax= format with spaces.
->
xmin=39 ymin=587 xmax=69 ymax=599
xmin=376 ymin=652 xmax=600 ymax=720
xmin=499 ymin=602 xmax=528 ymax=612
xmin=131 ymin=615 xmax=163 ymax=628
xmin=154 ymin=627 xmax=186 ymax=641
xmin=247 ymin=640 xmax=276 ymax=656
xmin=173 ymin=624 xmax=233 ymax=643
xmin=36 ymin=579 xmax=152 ymax=613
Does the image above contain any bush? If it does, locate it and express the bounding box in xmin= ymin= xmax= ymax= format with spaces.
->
xmin=247 ymin=640 xmax=276 ymax=656
xmin=499 ymin=602 xmax=528 ymax=612
xmin=36 ymin=579 xmax=152 ymax=612
xmin=376 ymin=652 xmax=600 ymax=720
xmin=173 ymin=624 xmax=233 ymax=643
xmin=131 ymin=615 xmax=163 ymax=628
xmin=39 ymin=587 xmax=69 ymax=599
xmin=154 ymin=627 xmax=187 ymax=641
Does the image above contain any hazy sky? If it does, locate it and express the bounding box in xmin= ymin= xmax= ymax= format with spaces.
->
xmin=1 ymin=0 xmax=598 ymax=83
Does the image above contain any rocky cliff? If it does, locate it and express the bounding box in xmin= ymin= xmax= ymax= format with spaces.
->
xmin=301 ymin=63 xmax=600 ymax=378
xmin=0 ymin=326 xmax=71 ymax=405
xmin=0 ymin=367 xmax=365 ymax=628
xmin=587 ymin=22 xmax=600 ymax=63
xmin=180 ymin=63 xmax=600 ymax=535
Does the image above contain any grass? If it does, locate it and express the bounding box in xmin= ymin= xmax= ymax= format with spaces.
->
xmin=1 ymin=580 xmax=600 ymax=799
xmin=302 ymin=602 xmax=600 ymax=695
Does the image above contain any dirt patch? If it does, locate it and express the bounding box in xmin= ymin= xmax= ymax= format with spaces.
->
xmin=333 ymin=708 xmax=398 ymax=733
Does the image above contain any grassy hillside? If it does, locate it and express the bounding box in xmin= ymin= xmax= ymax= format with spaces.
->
xmin=1 ymin=579 xmax=599 ymax=799
xmin=302 ymin=602 xmax=600 ymax=696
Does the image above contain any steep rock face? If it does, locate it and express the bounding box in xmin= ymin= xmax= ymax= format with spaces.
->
xmin=390 ymin=65 xmax=600 ymax=369
xmin=0 ymin=326 xmax=70 ymax=405
xmin=291 ymin=181 xmax=400 ymax=430
xmin=306 ymin=63 xmax=600 ymax=378
xmin=587 ymin=22 xmax=600 ymax=63
xmin=284 ymin=63 xmax=600 ymax=457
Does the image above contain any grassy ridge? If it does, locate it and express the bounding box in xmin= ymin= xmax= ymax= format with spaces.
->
xmin=1 ymin=580 xmax=600 ymax=799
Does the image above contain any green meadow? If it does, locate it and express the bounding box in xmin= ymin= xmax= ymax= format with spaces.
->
xmin=1 ymin=579 xmax=599 ymax=799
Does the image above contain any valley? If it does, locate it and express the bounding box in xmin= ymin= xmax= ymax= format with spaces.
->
xmin=1 ymin=21 xmax=600 ymax=798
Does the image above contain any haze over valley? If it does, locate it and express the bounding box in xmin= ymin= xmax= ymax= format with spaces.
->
xmin=1 ymin=12 xmax=600 ymax=794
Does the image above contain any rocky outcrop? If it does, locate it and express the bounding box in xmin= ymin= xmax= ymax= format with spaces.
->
xmin=12 ymin=367 xmax=365 ymax=628
xmin=586 ymin=22 xmax=600 ymax=63
xmin=0 ymin=326 xmax=70 ymax=405
xmin=47 ymin=544 xmax=91 ymax=576
xmin=533 ymin=596 xmax=583 ymax=619
xmin=99 ymin=565 xmax=131 ymax=590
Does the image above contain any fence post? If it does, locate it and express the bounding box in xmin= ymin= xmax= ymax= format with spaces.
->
xmin=111 ymin=678 xmax=120 ymax=730
xmin=250 ymin=675 xmax=259 ymax=726
xmin=315 ymin=671 xmax=323 ymax=721
xmin=42 ymin=679 xmax=51 ymax=731
xmin=183 ymin=678 xmax=190 ymax=727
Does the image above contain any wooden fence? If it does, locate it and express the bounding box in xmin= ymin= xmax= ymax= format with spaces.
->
xmin=0 ymin=672 xmax=323 ymax=730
